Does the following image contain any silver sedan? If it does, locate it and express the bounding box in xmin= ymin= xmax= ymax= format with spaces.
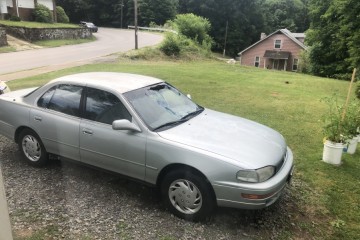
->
xmin=0 ymin=72 xmax=294 ymax=221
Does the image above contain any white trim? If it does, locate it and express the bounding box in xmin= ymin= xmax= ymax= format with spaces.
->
xmin=274 ymin=39 xmax=282 ymax=49
xmin=254 ymin=56 xmax=260 ymax=67
xmin=292 ymin=58 xmax=299 ymax=71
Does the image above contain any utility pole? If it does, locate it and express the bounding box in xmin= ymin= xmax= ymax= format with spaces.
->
xmin=120 ymin=0 xmax=124 ymax=29
xmin=134 ymin=0 xmax=138 ymax=49
xmin=223 ymin=20 xmax=228 ymax=57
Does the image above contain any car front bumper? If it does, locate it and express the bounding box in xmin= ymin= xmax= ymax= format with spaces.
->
xmin=212 ymin=147 xmax=294 ymax=209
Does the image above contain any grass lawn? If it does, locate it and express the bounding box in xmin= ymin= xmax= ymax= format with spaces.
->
xmin=7 ymin=60 xmax=360 ymax=239
xmin=0 ymin=20 xmax=79 ymax=28
xmin=0 ymin=45 xmax=16 ymax=53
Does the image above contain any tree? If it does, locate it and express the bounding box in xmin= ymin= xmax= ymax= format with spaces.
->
xmin=260 ymin=0 xmax=309 ymax=33
xmin=306 ymin=0 xmax=359 ymax=79
xmin=138 ymin=0 xmax=178 ymax=26
xmin=178 ymin=0 xmax=265 ymax=56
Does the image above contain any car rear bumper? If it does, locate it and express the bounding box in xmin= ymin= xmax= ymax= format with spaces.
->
xmin=213 ymin=147 xmax=294 ymax=209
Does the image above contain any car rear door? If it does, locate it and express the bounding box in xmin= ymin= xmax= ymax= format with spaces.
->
xmin=79 ymin=87 xmax=146 ymax=180
xmin=30 ymin=84 xmax=83 ymax=161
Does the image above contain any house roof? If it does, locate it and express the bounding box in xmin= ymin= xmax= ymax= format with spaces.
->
xmin=263 ymin=50 xmax=291 ymax=59
xmin=238 ymin=29 xmax=307 ymax=55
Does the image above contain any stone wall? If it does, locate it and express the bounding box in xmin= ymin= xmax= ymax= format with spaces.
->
xmin=0 ymin=28 xmax=7 ymax=46
xmin=0 ymin=25 xmax=92 ymax=42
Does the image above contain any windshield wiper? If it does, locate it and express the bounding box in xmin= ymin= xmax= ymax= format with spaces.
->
xmin=181 ymin=107 xmax=204 ymax=120
xmin=153 ymin=119 xmax=188 ymax=131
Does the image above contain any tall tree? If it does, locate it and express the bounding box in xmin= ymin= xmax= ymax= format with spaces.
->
xmin=137 ymin=0 xmax=178 ymax=26
xmin=178 ymin=0 xmax=265 ymax=56
xmin=306 ymin=0 xmax=359 ymax=79
xmin=260 ymin=0 xmax=309 ymax=32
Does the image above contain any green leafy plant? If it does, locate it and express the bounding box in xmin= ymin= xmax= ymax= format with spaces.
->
xmin=343 ymin=100 xmax=360 ymax=138
xmin=356 ymin=83 xmax=360 ymax=100
xmin=160 ymin=33 xmax=181 ymax=56
xmin=56 ymin=6 xmax=69 ymax=23
xmin=9 ymin=15 xmax=21 ymax=22
xmin=33 ymin=4 xmax=53 ymax=23
xmin=321 ymin=95 xmax=349 ymax=143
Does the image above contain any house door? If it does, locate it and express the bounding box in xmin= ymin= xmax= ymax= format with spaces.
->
xmin=273 ymin=59 xmax=286 ymax=70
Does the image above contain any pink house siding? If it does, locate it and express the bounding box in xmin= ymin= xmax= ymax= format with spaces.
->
xmin=239 ymin=30 xmax=306 ymax=72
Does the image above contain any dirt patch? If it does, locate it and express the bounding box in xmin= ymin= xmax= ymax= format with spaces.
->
xmin=6 ymin=35 xmax=42 ymax=51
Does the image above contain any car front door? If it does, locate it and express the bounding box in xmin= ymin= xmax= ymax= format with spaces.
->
xmin=31 ymin=84 xmax=83 ymax=161
xmin=79 ymin=87 xmax=147 ymax=180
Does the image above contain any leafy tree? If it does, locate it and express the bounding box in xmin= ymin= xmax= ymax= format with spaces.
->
xmin=178 ymin=0 xmax=265 ymax=56
xmin=33 ymin=4 xmax=53 ymax=23
xmin=138 ymin=0 xmax=178 ymax=26
xmin=260 ymin=0 xmax=309 ymax=32
xmin=306 ymin=0 xmax=359 ymax=79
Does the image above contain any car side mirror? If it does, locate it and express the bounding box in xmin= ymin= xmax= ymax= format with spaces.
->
xmin=112 ymin=119 xmax=141 ymax=132
xmin=187 ymin=94 xmax=191 ymax=99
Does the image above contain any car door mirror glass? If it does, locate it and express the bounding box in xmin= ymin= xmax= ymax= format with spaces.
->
xmin=112 ymin=119 xmax=141 ymax=132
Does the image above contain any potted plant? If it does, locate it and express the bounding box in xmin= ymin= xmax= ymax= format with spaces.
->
xmin=321 ymin=95 xmax=349 ymax=165
xmin=344 ymin=101 xmax=360 ymax=154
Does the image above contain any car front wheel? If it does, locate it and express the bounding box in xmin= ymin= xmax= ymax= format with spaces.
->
xmin=18 ymin=129 xmax=48 ymax=167
xmin=161 ymin=170 xmax=215 ymax=221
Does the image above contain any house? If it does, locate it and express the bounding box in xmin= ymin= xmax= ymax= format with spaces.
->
xmin=238 ymin=29 xmax=307 ymax=72
xmin=0 ymin=0 xmax=55 ymax=21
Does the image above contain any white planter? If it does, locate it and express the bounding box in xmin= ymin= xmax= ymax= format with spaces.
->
xmin=323 ymin=140 xmax=345 ymax=165
xmin=346 ymin=136 xmax=359 ymax=154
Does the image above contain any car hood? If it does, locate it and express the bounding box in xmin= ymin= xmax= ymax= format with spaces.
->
xmin=157 ymin=109 xmax=287 ymax=169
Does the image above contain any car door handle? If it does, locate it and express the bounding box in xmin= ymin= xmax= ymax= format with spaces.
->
xmin=34 ymin=116 xmax=42 ymax=122
xmin=82 ymin=128 xmax=93 ymax=135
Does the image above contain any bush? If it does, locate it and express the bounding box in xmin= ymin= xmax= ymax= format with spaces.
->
xmin=33 ymin=4 xmax=53 ymax=23
xmin=356 ymin=84 xmax=360 ymax=100
xmin=56 ymin=6 xmax=69 ymax=23
xmin=160 ymin=33 xmax=181 ymax=56
xmin=9 ymin=15 xmax=21 ymax=22
xmin=171 ymin=13 xmax=213 ymax=47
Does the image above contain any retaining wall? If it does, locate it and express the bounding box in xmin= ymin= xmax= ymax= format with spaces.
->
xmin=0 ymin=25 xmax=92 ymax=42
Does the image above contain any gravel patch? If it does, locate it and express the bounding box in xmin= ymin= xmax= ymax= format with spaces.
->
xmin=0 ymin=135 xmax=300 ymax=239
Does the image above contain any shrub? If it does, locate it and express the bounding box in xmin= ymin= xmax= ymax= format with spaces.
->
xmin=33 ymin=4 xmax=53 ymax=23
xmin=160 ymin=33 xmax=181 ymax=56
xmin=56 ymin=6 xmax=69 ymax=23
xmin=9 ymin=15 xmax=21 ymax=22
xmin=356 ymin=84 xmax=360 ymax=100
xmin=171 ymin=13 xmax=213 ymax=47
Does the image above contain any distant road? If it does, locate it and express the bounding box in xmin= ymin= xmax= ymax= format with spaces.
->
xmin=0 ymin=28 xmax=163 ymax=79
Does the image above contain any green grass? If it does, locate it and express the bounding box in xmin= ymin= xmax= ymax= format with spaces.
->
xmin=0 ymin=45 xmax=16 ymax=53
xmin=34 ymin=36 xmax=96 ymax=47
xmin=7 ymin=60 xmax=360 ymax=239
xmin=0 ymin=20 xmax=79 ymax=28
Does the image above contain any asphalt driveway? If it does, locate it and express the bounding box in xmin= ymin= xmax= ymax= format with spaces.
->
xmin=0 ymin=28 xmax=163 ymax=81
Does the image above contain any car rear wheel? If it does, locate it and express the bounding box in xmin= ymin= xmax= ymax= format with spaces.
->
xmin=161 ymin=170 xmax=215 ymax=221
xmin=18 ymin=129 xmax=48 ymax=167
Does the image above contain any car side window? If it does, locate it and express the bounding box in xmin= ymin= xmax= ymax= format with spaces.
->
xmin=41 ymin=84 xmax=83 ymax=117
xmin=37 ymin=86 xmax=56 ymax=108
xmin=85 ymin=88 xmax=131 ymax=125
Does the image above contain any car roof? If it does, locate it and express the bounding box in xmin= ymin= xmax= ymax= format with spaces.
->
xmin=49 ymin=72 xmax=164 ymax=93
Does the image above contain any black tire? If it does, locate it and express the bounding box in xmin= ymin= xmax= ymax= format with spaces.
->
xmin=161 ymin=169 xmax=215 ymax=221
xmin=18 ymin=129 xmax=48 ymax=167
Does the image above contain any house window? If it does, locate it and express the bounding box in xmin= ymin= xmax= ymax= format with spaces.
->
xmin=274 ymin=39 xmax=282 ymax=49
xmin=293 ymin=58 xmax=299 ymax=71
xmin=254 ymin=56 xmax=260 ymax=67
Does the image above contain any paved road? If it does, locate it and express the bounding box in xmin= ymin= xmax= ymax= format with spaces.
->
xmin=0 ymin=28 xmax=163 ymax=80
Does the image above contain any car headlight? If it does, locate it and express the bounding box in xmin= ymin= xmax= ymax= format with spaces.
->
xmin=236 ymin=166 xmax=275 ymax=183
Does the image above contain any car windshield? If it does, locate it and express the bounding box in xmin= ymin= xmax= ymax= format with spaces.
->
xmin=123 ymin=83 xmax=203 ymax=131
xmin=86 ymin=23 xmax=95 ymax=27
